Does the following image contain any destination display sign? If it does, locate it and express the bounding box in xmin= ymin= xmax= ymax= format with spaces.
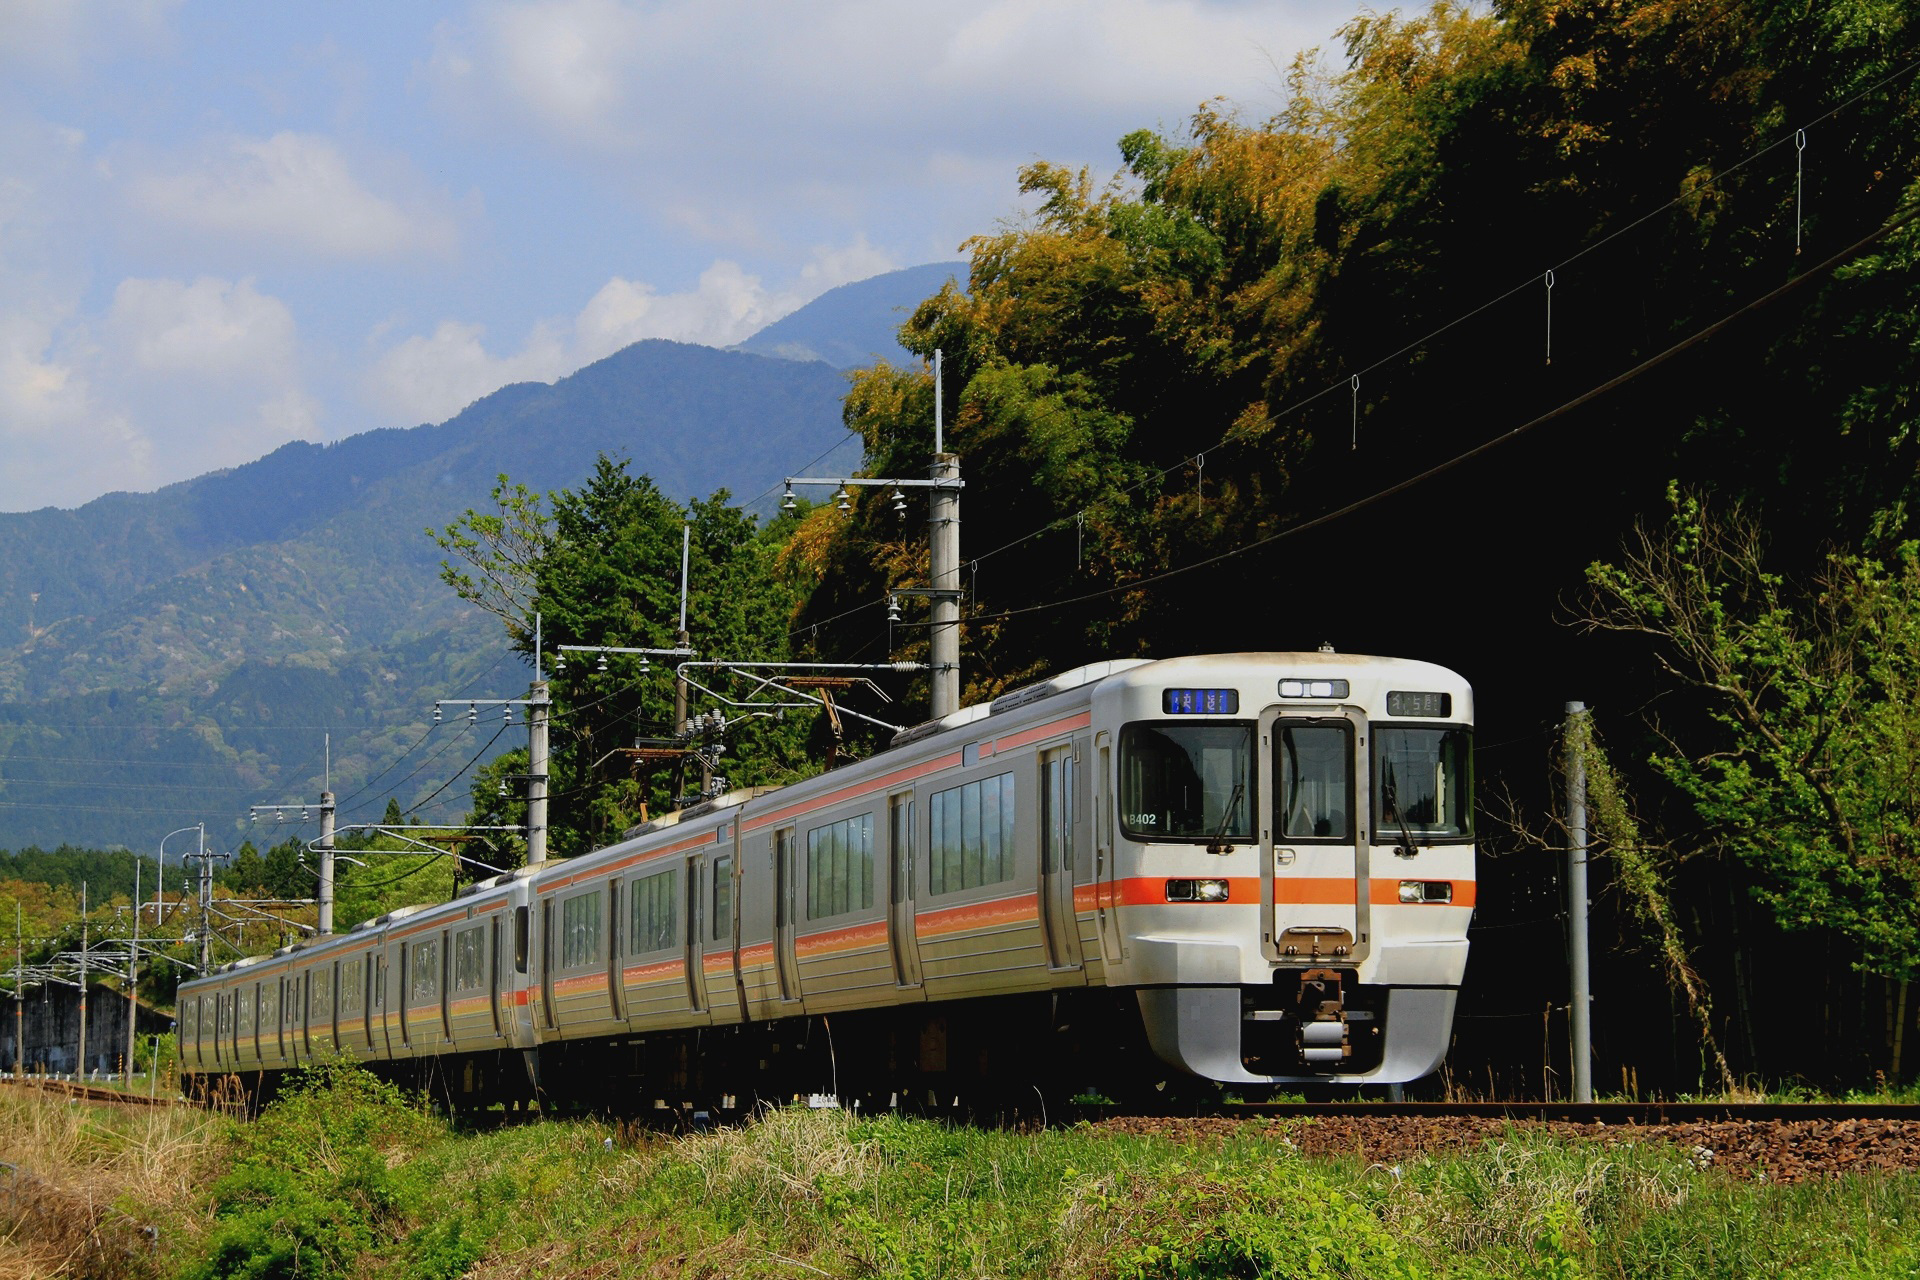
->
xmin=1386 ymin=690 xmax=1453 ymax=718
xmin=1162 ymin=688 xmax=1240 ymax=714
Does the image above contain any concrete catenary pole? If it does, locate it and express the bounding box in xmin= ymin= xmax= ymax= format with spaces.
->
xmin=13 ymin=903 xmax=21 ymax=1080
xmin=1566 ymin=701 xmax=1593 ymax=1104
xmin=125 ymin=858 xmax=141 ymax=1086
xmin=528 ymin=681 xmax=551 ymax=865
xmin=77 ymin=881 xmax=87 ymax=1080
xmin=317 ymin=790 xmax=336 ymax=935
xmin=196 ymin=828 xmax=213 ymax=976
xmin=674 ymin=523 xmax=693 ymax=802
xmin=928 ymin=349 xmax=962 ymax=719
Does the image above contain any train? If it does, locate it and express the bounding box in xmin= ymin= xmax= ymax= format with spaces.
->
xmin=177 ymin=650 xmax=1475 ymax=1111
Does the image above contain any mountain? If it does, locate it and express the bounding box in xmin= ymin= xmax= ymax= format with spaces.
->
xmin=0 ymin=322 xmax=896 ymax=852
xmin=733 ymin=263 xmax=964 ymax=369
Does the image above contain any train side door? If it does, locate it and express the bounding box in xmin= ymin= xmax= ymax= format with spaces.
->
xmin=606 ymin=880 xmax=626 ymax=1020
xmin=489 ymin=916 xmax=504 ymax=1038
xmin=1040 ymin=745 xmax=1084 ymax=971
xmin=773 ymin=827 xmax=801 ymax=1003
xmin=703 ymin=831 xmax=740 ymax=1021
xmin=886 ymin=791 xmax=923 ymax=989
xmin=539 ymin=898 xmax=558 ymax=1031
xmin=684 ymin=855 xmax=708 ymax=1013
xmin=1093 ymin=731 xmax=1123 ymax=963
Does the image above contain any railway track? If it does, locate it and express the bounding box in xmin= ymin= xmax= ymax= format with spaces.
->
xmin=1086 ymin=1100 xmax=1920 ymax=1184
xmin=1207 ymin=1099 xmax=1920 ymax=1124
xmin=0 ymin=1077 xmax=179 ymax=1109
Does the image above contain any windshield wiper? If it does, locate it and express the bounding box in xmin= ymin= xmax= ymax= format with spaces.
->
xmin=1207 ymin=782 xmax=1245 ymax=856
xmin=1383 ymin=767 xmax=1420 ymax=858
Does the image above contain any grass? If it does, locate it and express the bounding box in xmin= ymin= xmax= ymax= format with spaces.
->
xmin=4 ymin=1067 xmax=1919 ymax=1278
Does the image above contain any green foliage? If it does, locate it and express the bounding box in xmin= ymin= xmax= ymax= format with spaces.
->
xmin=1585 ymin=487 xmax=1920 ymax=979
xmin=1099 ymin=1163 xmax=1425 ymax=1279
xmin=437 ymin=454 xmax=815 ymax=852
xmin=183 ymin=1062 xmax=459 ymax=1280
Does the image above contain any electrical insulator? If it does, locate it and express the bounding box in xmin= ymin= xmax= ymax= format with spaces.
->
xmin=639 ymin=654 xmax=650 ymax=674
xmin=782 ymin=485 xmax=797 ymax=512
xmin=468 ymin=702 xmax=478 ymax=725
xmin=597 ymin=654 xmax=609 ymax=673
xmin=432 ymin=705 xmax=442 ymax=723
xmin=504 ymin=704 xmax=515 ymax=725
xmin=498 ymin=781 xmax=508 ymax=798
xmin=887 ymin=594 xmax=901 ymax=623
xmin=892 ymin=489 xmax=906 ymax=514
xmin=554 ymin=654 xmax=567 ymax=673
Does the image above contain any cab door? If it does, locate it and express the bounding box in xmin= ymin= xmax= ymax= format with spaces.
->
xmin=1093 ymin=731 xmax=1122 ymax=963
xmin=1260 ymin=708 xmax=1368 ymax=965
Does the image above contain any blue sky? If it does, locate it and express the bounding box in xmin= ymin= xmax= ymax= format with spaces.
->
xmin=0 ymin=0 xmax=1354 ymax=513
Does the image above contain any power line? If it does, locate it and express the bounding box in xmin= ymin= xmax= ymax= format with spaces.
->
xmin=955 ymin=208 xmax=1918 ymax=628
xmin=853 ymin=57 xmax=1920 ymax=620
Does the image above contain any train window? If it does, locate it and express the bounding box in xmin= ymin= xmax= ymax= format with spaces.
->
xmin=630 ymin=870 xmax=677 ymax=953
xmin=312 ymin=964 xmax=333 ymax=1024
xmin=807 ymin=814 xmax=874 ymax=919
xmin=1118 ymin=723 xmax=1254 ymax=841
xmin=1276 ymin=722 xmax=1353 ymax=842
xmin=712 ymin=856 xmax=733 ymax=940
xmin=237 ymin=986 xmax=254 ymax=1038
xmin=453 ymin=925 xmax=486 ymax=992
xmin=182 ymin=999 xmax=196 ymax=1045
xmin=200 ymin=994 xmax=215 ymax=1046
xmin=1374 ymin=726 xmax=1474 ymax=841
xmin=285 ymin=979 xmax=303 ymax=1032
xmin=514 ymin=907 xmax=530 ymax=973
xmin=259 ymin=982 xmax=278 ymax=1037
xmin=410 ymin=939 xmax=440 ymax=1003
xmin=929 ymin=773 xmax=1015 ymax=895
xmin=339 ymin=958 xmax=364 ymax=1015
xmin=560 ymin=891 xmax=603 ymax=969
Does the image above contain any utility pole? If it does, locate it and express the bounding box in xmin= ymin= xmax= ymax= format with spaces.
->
xmin=317 ymin=788 xmax=336 ymax=934
xmin=528 ymin=680 xmax=550 ymax=866
xmin=785 ymin=348 xmax=965 ymax=720
xmin=1566 ymin=700 xmax=1593 ymax=1104
xmin=13 ymin=903 xmax=21 ymax=1080
xmin=77 ymin=881 xmax=87 ymax=1080
xmin=126 ymin=857 xmax=141 ymax=1087
xmin=674 ymin=523 xmax=692 ymax=804
xmin=929 ymin=349 xmax=961 ymax=718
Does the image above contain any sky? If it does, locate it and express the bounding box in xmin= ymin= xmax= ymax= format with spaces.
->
xmin=0 ymin=0 xmax=1355 ymax=514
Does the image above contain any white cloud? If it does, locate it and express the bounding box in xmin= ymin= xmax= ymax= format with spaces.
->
xmin=0 ymin=272 xmax=320 ymax=510
xmin=369 ymin=318 xmax=569 ymax=425
xmin=0 ymin=0 xmax=181 ymax=75
xmin=370 ymin=238 xmax=896 ymax=424
xmin=427 ymin=0 xmax=1333 ymax=251
xmin=128 ymin=132 xmax=459 ymax=260
xmin=107 ymin=276 xmax=298 ymax=380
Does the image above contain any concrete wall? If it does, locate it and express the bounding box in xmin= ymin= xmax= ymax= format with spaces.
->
xmin=0 ymin=982 xmax=172 ymax=1076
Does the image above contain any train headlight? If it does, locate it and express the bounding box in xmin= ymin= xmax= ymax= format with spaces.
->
xmin=1278 ymin=678 xmax=1350 ymax=699
xmin=1399 ymin=880 xmax=1453 ymax=904
xmin=1165 ymin=878 xmax=1231 ymax=902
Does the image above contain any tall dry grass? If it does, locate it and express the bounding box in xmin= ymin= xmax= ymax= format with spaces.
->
xmin=0 ymin=1087 xmax=226 ymax=1280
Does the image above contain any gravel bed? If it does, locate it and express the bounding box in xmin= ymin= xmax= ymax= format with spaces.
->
xmin=1089 ymin=1114 xmax=1920 ymax=1183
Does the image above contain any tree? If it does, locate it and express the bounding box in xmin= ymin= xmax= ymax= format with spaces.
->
xmin=1582 ymin=487 xmax=1920 ymax=982
xmin=434 ymin=454 xmax=816 ymax=853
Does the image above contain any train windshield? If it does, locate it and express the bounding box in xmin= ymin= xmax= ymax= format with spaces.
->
xmin=1374 ymin=726 xmax=1473 ymax=841
xmin=1119 ymin=722 xmax=1255 ymax=841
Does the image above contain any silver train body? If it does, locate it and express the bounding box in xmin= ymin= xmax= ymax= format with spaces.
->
xmin=178 ymin=652 xmax=1475 ymax=1105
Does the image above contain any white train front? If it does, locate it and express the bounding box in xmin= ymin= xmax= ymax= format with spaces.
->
xmin=178 ymin=651 xmax=1475 ymax=1108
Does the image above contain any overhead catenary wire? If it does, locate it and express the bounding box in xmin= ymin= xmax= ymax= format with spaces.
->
xmin=813 ymin=60 xmax=1920 ymax=635
xmin=951 ymin=207 xmax=1920 ymax=629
